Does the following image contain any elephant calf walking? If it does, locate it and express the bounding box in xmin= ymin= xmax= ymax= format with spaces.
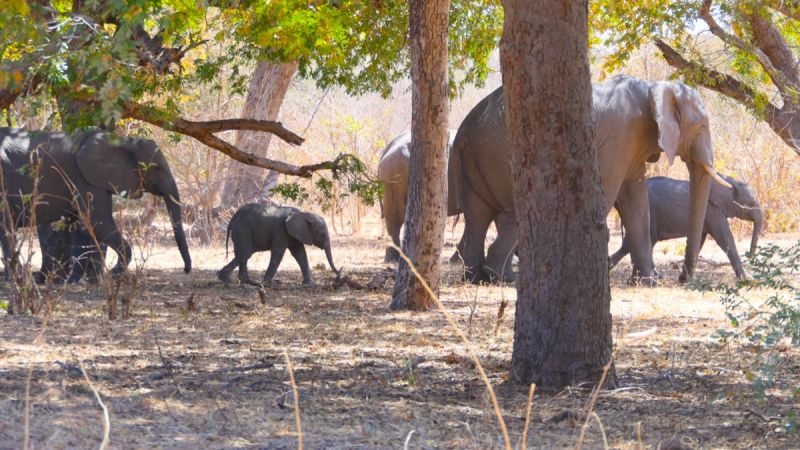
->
xmin=218 ymin=204 xmax=339 ymax=286
xmin=610 ymin=175 xmax=763 ymax=279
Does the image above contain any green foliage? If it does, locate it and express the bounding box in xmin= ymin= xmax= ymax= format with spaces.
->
xmin=692 ymin=241 xmax=800 ymax=431
xmin=590 ymin=0 xmax=788 ymax=118
xmin=270 ymin=153 xmax=382 ymax=210
xmin=271 ymin=182 xmax=310 ymax=204
xmin=3 ymin=1 xmax=500 ymax=126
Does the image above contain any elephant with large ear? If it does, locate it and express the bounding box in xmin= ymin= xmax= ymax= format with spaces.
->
xmin=0 ymin=128 xmax=191 ymax=277
xmin=448 ymin=75 xmax=731 ymax=284
xmin=217 ymin=204 xmax=339 ymax=286
xmin=610 ymin=174 xmax=763 ymax=279
xmin=377 ymin=130 xmax=464 ymax=263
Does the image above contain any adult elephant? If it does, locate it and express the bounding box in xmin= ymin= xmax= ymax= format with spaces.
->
xmin=377 ymin=130 xmax=464 ymax=263
xmin=0 ymin=128 xmax=191 ymax=278
xmin=448 ymin=75 xmax=731 ymax=284
xmin=610 ymin=175 xmax=763 ymax=279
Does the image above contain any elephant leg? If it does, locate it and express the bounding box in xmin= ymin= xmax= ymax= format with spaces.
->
xmin=449 ymin=231 xmax=466 ymax=264
xmin=617 ymin=180 xmax=657 ymax=286
xmin=383 ymin=187 xmax=404 ymax=263
xmin=217 ymin=258 xmax=238 ymax=284
xmin=0 ymin=230 xmax=10 ymax=279
xmin=90 ymin=216 xmax=131 ymax=276
xmin=67 ymin=226 xmax=104 ymax=283
xmin=263 ymin=246 xmax=287 ymax=285
xmin=289 ymin=243 xmax=314 ymax=286
xmin=483 ymin=212 xmax=518 ymax=283
xmin=608 ymin=237 xmax=630 ymax=269
xmin=233 ymin=247 xmax=260 ymax=286
xmin=461 ymin=191 xmax=496 ymax=283
xmin=707 ymin=214 xmax=747 ymax=279
xmin=36 ymin=224 xmax=72 ymax=284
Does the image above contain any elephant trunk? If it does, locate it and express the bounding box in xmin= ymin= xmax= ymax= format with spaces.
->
xmin=163 ymin=185 xmax=192 ymax=273
xmin=683 ymin=161 xmax=714 ymax=281
xmin=324 ymin=243 xmax=339 ymax=276
xmin=748 ymin=208 xmax=763 ymax=257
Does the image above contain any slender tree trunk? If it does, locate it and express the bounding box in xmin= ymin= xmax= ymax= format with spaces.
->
xmin=220 ymin=61 xmax=298 ymax=207
xmin=390 ymin=0 xmax=450 ymax=310
xmin=501 ymin=0 xmax=616 ymax=387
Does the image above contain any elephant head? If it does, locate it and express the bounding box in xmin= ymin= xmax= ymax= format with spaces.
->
xmin=286 ymin=211 xmax=339 ymax=275
xmin=649 ymin=81 xmax=732 ymax=281
xmin=710 ymin=174 xmax=763 ymax=257
xmin=75 ymin=131 xmax=192 ymax=273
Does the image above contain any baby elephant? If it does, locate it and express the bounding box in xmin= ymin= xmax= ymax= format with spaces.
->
xmin=611 ymin=175 xmax=763 ymax=279
xmin=218 ymin=204 xmax=339 ymax=286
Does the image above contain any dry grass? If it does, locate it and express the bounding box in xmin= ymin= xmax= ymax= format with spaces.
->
xmin=0 ymin=218 xmax=799 ymax=449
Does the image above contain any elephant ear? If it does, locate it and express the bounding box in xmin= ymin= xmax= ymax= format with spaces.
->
xmin=649 ymin=82 xmax=681 ymax=165
xmin=708 ymin=178 xmax=734 ymax=212
xmin=286 ymin=212 xmax=314 ymax=246
xmin=76 ymin=133 xmax=140 ymax=195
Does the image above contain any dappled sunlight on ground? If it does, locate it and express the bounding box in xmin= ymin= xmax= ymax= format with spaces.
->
xmin=0 ymin=225 xmax=798 ymax=448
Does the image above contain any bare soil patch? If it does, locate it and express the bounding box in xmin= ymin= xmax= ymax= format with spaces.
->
xmin=1 ymin=223 xmax=798 ymax=449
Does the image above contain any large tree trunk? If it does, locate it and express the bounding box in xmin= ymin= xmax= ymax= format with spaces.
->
xmin=501 ymin=0 xmax=616 ymax=387
xmin=389 ymin=0 xmax=450 ymax=311
xmin=220 ymin=61 xmax=298 ymax=207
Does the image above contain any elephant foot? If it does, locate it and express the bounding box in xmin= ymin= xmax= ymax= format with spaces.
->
xmin=483 ymin=265 xmax=516 ymax=284
xmin=217 ymin=270 xmax=232 ymax=285
xmin=448 ymin=250 xmax=463 ymax=264
xmin=384 ymin=247 xmax=400 ymax=263
xmin=463 ymin=265 xmax=488 ymax=284
xmin=678 ymin=269 xmax=691 ymax=284
xmin=627 ymin=275 xmax=659 ymax=287
xmin=33 ymin=271 xmax=47 ymax=285
xmin=302 ymin=280 xmax=317 ymax=288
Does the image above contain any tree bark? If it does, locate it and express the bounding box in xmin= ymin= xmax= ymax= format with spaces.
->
xmin=390 ymin=0 xmax=450 ymax=311
xmin=500 ymin=0 xmax=616 ymax=387
xmin=220 ymin=61 xmax=298 ymax=207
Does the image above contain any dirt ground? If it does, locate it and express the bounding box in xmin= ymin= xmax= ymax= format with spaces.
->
xmin=0 ymin=217 xmax=798 ymax=449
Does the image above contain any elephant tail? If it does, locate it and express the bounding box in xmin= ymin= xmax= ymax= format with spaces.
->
xmin=225 ymin=222 xmax=232 ymax=258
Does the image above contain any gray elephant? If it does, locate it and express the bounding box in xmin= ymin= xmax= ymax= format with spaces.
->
xmin=448 ymin=75 xmax=731 ymax=284
xmin=0 ymin=128 xmax=191 ymax=277
xmin=610 ymin=175 xmax=763 ymax=279
xmin=217 ymin=204 xmax=339 ymax=286
xmin=377 ymin=130 xmax=464 ymax=262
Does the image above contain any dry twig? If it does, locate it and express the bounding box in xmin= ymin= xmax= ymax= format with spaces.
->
xmin=283 ymin=349 xmax=303 ymax=450
xmin=390 ymin=244 xmax=511 ymax=450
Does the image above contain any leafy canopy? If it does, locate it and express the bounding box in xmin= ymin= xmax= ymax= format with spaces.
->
xmin=0 ymin=0 xmax=502 ymax=128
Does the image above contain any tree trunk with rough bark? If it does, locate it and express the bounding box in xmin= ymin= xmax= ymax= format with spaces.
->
xmin=390 ymin=0 xmax=450 ymax=311
xmin=500 ymin=0 xmax=616 ymax=387
xmin=220 ymin=61 xmax=298 ymax=207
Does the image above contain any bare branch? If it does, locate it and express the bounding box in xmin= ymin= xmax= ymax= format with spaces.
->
xmin=745 ymin=6 xmax=800 ymax=86
xmin=656 ymin=39 xmax=800 ymax=156
xmin=699 ymin=0 xmax=795 ymax=96
xmin=121 ymin=100 xmax=343 ymax=177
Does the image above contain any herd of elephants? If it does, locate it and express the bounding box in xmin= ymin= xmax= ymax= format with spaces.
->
xmin=0 ymin=75 xmax=763 ymax=288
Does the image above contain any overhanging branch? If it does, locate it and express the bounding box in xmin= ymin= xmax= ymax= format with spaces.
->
xmin=699 ymin=0 xmax=794 ymax=96
xmin=122 ymin=100 xmax=341 ymax=178
xmin=766 ymin=0 xmax=800 ymax=22
xmin=656 ymin=39 xmax=800 ymax=156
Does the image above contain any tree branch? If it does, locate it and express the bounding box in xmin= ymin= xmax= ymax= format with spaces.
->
xmin=656 ymin=39 xmax=800 ymax=156
xmin=121 ymin=100 xmax=341 ymax=177
xmin=699 ymin=0 xmax=795 ymax=96
xmin=744 ymin=6 xmax=800 ymax=86
xmin=765 ymin=0 xmax=800 ymax=22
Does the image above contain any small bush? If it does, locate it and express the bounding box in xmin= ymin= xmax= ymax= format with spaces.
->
xmin=693 ymin=241 xmax=800 ymax=432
